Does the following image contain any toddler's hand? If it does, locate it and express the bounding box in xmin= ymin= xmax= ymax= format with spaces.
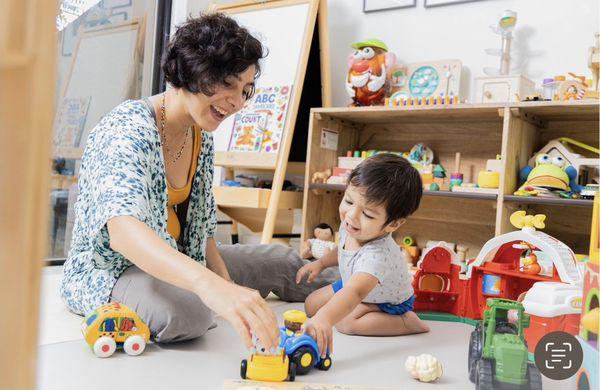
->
xmin=304 ymin=316 xmax=333 ymax=358
xmin=296 ymin=260 xmax=324 ymax=284
xmin=301 ymin=245 xmax=313 ymax=259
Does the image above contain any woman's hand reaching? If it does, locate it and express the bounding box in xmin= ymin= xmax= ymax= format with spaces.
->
xmin=195 ymin=274 xmax=280 ymax=351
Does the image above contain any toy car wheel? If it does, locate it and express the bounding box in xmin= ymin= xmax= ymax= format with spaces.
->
xmin=475 ymin=358 xmax=493 ymax=390
xmin=316 ymin=356 xmax=332 ymax=371
xmin=93 ymin=336 xmax=116 ymax=358
xmin=468 ymin=323 xmax=483 ymax=382
xmin=240 ymin=359 xmax=248 ymax=379
xmin=292 ymin=347 xmax=315 ymax=375
xmin=123 ymin=335 xmax=146 ymax=356
xmin=288 ymin=362 xmax=297 ymax=382
xmin=527 ymin=364 xmax=542 ymax=390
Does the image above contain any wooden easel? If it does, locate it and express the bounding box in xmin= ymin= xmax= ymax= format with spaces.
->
xmin=211 ymin=0 xmax=331 ymax=244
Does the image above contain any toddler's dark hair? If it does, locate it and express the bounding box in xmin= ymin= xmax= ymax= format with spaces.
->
xmin=347 ymin=153 xmax=422 ymax=224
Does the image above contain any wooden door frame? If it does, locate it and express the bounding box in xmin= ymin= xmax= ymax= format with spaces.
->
xmin=0 ymin=1 xmax=57 ymax=389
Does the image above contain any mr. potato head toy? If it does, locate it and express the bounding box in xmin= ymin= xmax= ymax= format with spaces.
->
xmin=346 ymin=38 xmax=396 ymax=106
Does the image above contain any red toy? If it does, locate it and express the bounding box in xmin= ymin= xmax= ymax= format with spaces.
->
xmin=413 ymin=211 xmax=583 ymax=354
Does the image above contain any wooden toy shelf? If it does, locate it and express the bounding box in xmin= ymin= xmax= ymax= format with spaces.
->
xmin=302 ymin=101 xmax=598 ymax=258
xmin=214 ymin=186 xmax=303 ymax=209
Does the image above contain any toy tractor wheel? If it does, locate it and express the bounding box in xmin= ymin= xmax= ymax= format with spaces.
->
xmin=292 ymin=347 xmax=316 ymax=375
xmin=92 ymin=336 xmax=116 ymax=358
xmin=288 ymin=362 xmax=297 ymax=382
xmin=123 ymin=335 xmax=146 ymax=356
xmin=495 ymin=321 xmax=518 ymax=335
xmin=527 ymin=364 xmax=542 ymax=390
xmin=240 ymin=359 xmax=248 ymax=379
xmin=468 ymin=323 xmax=483 ymax=383
xmin=317 ymin=356 xmax=332 ymax=371
xmin=475 ymin=358 xmax=494 ymax=390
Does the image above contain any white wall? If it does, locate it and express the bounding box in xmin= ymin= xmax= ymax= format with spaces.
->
xmin=328 ymin=0 xmax=599 ymax=105
xmin=175 ymin=0 xmax=598 ymax=243
xmin=177 ymin=0 xmax=599 ymax=105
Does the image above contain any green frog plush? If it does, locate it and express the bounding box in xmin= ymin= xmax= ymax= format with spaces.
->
xmin=515 ymin=153 xmax=581 ymax=196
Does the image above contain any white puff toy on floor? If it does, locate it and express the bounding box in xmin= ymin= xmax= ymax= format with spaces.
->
xmin=405 ymin=354 xmax=443 ymax=382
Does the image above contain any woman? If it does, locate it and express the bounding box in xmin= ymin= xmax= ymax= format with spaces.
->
xmin=60 ymin=13 xmax=338 ymax=349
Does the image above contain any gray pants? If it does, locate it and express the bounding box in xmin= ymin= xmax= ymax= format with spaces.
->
xmin=110 ymin=244 xmax=339 ymax=343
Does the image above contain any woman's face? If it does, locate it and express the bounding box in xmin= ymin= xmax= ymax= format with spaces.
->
xmin=182 ymin=65 xmax=256 ymax=132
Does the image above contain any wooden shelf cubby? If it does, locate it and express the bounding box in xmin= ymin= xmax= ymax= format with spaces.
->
xmin=302 ymin=101 xmax=598 ymax=257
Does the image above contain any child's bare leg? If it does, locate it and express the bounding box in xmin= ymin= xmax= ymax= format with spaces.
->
xmin=335 ymin=303 xmax=430 ymax=336
xmin=304 ymin=284 xmax=334 ymax=317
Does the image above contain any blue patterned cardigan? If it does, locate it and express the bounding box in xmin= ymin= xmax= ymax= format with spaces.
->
xmin=61 ymin=100 xmax=216 ymax=315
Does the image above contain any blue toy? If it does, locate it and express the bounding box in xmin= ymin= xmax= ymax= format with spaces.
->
xmin=280 ymin=310 xmax=332 ymax=375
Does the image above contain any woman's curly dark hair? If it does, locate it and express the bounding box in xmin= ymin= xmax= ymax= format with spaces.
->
xmin=162 ymin=13 xmax=265 ymax=97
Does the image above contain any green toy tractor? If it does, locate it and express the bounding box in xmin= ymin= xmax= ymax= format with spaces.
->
xmin=468 ymin=298 xmax=542 ymax=389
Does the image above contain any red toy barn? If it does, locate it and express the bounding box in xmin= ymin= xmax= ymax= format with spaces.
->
xmin=413 ymin=227 xmax=583 ymax=344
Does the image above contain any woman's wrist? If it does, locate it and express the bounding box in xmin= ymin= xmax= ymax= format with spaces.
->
xmin=191 ymin=266 xmax=217 ymax=297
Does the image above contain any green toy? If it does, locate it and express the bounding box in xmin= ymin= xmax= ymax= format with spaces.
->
xmin=433 ymin=164 xmax=446 ymax=179
xmin=515 ymin=153 xmax=581 ymax=196
xmin=468 ymin=298 xmax=542 ymax=390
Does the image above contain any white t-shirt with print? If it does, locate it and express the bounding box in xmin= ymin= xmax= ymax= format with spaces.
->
xmin=338 ymin=225 xmax=414 ymax=304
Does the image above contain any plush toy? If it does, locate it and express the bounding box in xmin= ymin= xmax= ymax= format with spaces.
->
xmin=405 ymin=354 xmax=443 ymax=382
xmin=346 ymin=38 xmax=396 ymax=106
xmin=515 ymin=153 xmax=581 ymax=196
xmin=302 ymin=223 xmax=335 ymax=260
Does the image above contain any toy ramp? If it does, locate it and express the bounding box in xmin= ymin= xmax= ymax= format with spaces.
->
xmin=467 ymin=230 xmax=582 ymax=285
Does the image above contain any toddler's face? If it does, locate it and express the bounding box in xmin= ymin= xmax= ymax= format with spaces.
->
xmin=339 ymin=184 xmax=401 ymax=243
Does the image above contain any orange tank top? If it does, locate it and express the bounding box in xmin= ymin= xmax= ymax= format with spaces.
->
xmin=167 ymin=127 xmax=201 ymax=241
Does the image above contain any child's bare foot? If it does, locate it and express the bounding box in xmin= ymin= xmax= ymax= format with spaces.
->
xmin=402 ymin=311 xmax=430 ymax=333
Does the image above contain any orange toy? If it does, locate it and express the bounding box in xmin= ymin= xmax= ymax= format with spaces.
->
xmin=517 ymin=242 xmax=542 ymax=275
xmin=346 ymin=39 xmax=396 ymax=106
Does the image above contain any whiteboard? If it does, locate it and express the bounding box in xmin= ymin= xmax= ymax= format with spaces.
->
xmin=59 ymin=21 xmax=142 ymax=148
xmin=212 ymin=2 xmax=311 ymax=152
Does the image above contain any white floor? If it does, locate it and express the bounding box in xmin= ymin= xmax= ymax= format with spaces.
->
xmin=37 ymin=266 xmax=565 ymax=390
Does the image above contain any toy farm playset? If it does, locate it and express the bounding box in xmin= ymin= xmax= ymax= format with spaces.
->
xmin=413 ymin=210 xmax=584 ymax=357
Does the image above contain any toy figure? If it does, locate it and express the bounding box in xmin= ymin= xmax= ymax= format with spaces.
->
xmin=516 ymin=242 xmax=542 ymax=275
xmin=283 ymin=310 xmax=307 ymax=336
xmin=279 ymin=310 xmax=332 ymax=375
xmin=515 ymin=153 xmax=581 ymax=196
xmin=302 ymin=223 xmax=335 ymax=260
xmin=311 ymin=169 xmax=332 ymax=184
xmin=346 ymin=38 xmax=396 ymax=106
